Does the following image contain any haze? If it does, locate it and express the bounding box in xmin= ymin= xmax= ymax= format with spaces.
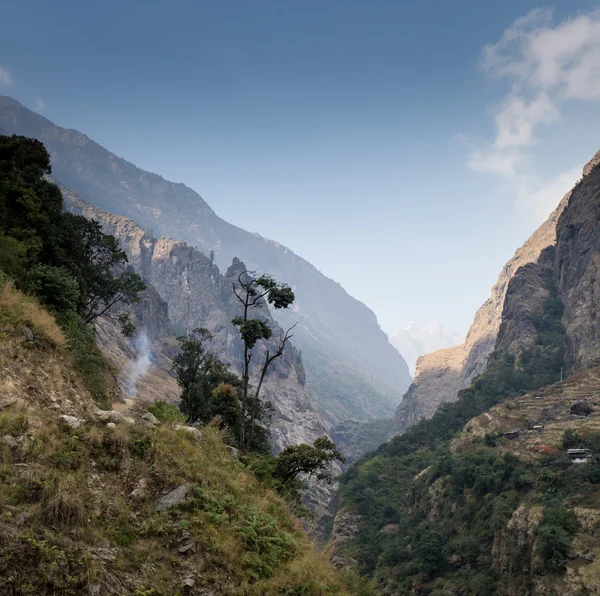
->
xmin=2 ymin=0 xmax=600 ymax=336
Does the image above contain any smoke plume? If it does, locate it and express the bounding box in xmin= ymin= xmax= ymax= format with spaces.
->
xmin=122 ymin=329 xmax=152 ymax=397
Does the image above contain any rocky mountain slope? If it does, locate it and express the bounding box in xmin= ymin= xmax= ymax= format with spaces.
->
xmin=0 ymin=95 xmax=411 ymax=426
xmin=64 ymin=191 xmax=329 ymax=452
xmin=332 ymin=151 xmax=600 ymax=594
xmin=391 ymin=184 xmax=576 ymax=436
xmin=0 ymin=282 xmax=352 ymax=595
xmin=389 ymin=323 xmax=462 ymax=375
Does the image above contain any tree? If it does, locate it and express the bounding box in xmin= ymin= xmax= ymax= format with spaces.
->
xmin=25 ymin=265 xmax=80 ymax=318
xmin=209 ymin=249 xmax=215 ymax=265
xmin=231 ymin=270 xmax=295 ymax=452
xmin=172 ymin=328 xmax=240 ymax=426
xmin=59 ymin=213 xmax=146 ymax=332
xmin=273 ymin=437 xmax=344 ymax=486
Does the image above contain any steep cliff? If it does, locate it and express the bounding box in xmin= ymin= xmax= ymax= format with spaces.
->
xmin=393 ymin=186 xmax=572 ymax=434
xmin=333 ymin=152 xmax=600 ymax=595
xmin=0 ymin=95 xmax=411 ymax=426
xmin=64 ymin=191 xmax=329 ymax=452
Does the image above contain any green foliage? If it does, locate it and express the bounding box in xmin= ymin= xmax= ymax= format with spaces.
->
xmin=0 ymin=134 xmax=145 ymax=338
xmin=172 ymin=327 xmax=241 ymax=427
xmin=147 ymin=400 xmax=187 ymax=423
xmin=25 ymin=265 xmax=80 ymax=318
xmin=63 ymin=314 xmax=111 ymax=408
xmin=336 ymin=279 xmax=569 ymax=591
xmin=273 ymin=437 xmax=344 ymax=486
xmin=0 ymin=233 xmax=26 ymax=278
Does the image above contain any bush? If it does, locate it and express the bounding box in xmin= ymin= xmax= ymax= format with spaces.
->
xmin=25 ymin=265 xmax=80 ymax=318
xmin=147 ymin=400 xmax=187 ymax=423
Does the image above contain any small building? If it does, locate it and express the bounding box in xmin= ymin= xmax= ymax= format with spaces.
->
xmin=567 ymin=448 xmax=594 ymax=463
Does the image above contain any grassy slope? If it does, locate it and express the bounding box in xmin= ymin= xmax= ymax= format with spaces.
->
xmin=0 ymin=283 xmax=354 ymax=595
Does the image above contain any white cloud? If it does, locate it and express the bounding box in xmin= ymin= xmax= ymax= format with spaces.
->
xmin=35 ymin=98 xmax=46 ymax=111
xmin=469 ymin=8 xmax=600 ymax=219
xmin=0 ymin=65 xmax=13 ymax=87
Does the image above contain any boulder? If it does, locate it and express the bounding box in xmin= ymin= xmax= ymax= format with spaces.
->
xmin=571 ymin=401 xmax=593 ymax=417
xmin=2 ymin=435 xmax=19 ymax=449
xmin=155 ymin=483 xmax=191 ymax=512
xmin=227 ymin=445 xmax=240 ymax=458
xmin=106 ymin=422 xmax=117 ymax=430
xmin=175 ymin=425 xmax=202 ymax=439
xmin=58 ymin=415 xmax=83 ymax=430
xmin=22 ymin=326 xmax=34 ymax=342
xmin=142 ymin=412 xmax=159 ymax=425
xmin=95 ymin=410 xmax=124 ymax=423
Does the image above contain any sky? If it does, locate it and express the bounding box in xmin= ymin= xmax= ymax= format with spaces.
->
xmin=2 ymin=0 xmax=600 ymax=336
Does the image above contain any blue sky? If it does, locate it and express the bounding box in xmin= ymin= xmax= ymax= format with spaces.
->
xmin=2 ymin=0 xmax=600 ymax=336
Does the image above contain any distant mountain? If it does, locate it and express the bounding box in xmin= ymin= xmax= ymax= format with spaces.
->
xmin=0 ymin=95 xmax=411 ymax=426
xmin=389 ymin=323 xmax=462 ymax=375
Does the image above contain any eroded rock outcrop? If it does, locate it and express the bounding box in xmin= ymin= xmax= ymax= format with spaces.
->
xmin=65 ymin=192 xmax=329 ymax=452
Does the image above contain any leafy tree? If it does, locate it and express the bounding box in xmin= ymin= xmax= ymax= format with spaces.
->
xmin=273 ymin=437 xmax=344 ymax=486
xmin=172 ymin=328 xmax=241 ymax=426
xmin=25 ymin=265 xmax=80 ymax=318
xmin=413 ymin=529 xmax=446 ymax=575
xmin=59 ymin=213 xmax=145 ymax=330
xmin=0 ymin=234 xmax=26 ymax=279
xmin=231 ymin=270 xmax=295 ymax=452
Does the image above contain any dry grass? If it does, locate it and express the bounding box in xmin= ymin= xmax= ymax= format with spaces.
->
xmin=0 ymin=281 xmax=65 ymax=346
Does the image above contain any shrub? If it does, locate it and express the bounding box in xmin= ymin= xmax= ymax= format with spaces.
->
xmin=147 ymin=400 xmax=187 ymax=423
xmin=25 ymin=265 xmax=80 ymax=317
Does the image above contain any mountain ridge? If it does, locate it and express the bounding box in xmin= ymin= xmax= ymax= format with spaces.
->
xmin=0 ymin=95 xmax=411 ymax=427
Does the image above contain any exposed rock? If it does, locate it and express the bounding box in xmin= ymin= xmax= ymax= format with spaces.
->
xmin=2 ymin=435 xmax=18 ymax=449
xmin=21 ymin=326 xmax=34 ymax=342
xmin=380 ymin=523 xmax=398 ymax=535
xmin=175 ymin=425 xmax=202 ymax=440
xmin=123 ymin=416 xmax=136 ymax=425
xmin=95 ymin=410 xmax=124 ymax=423
xmin=141 ymin=412 xmax=159 ymax=425
xmin=227 ymin=445 xmax=240 ymax=458
xmin=585 ymin=552 xmax=596 ymax=563
xmin=328 ymin=508 xmax=363 ymax=569
xmin=571 ymin=401 xmax=594 ymax=417
xmin=0 ymin=96 xmax=411 ymax=431
xmin=58 ymin=415 xmax=83 ymax=430
xmin=183 ymin=578 xmax=195 ymax=587
xmin=393 ymin=150 xmax=600 ymax=436
xmin=178 ymin=542 xmax=195 ymax=554
xmin=129 ymin=478 xmax=147 ymax=499
xmin=155 ymin=484 xmax=191 ymax=512
xmin=106 ymin=422 xmax=116 ymax=430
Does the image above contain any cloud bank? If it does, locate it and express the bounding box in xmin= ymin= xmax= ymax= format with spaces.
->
xmin=469 ymin=8 xmax=600 ymax=219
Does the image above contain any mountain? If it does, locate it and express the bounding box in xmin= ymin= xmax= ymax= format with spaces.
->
xmin=392 ymin=191 xmax=572 ymax=436
xmin=332 ymin=150 xmax=600 ymax=594
xmin=64 ymin=190 xmax=329 ymax=452
xmin=0 ymin=95 xmax=411 ymax=427
xmin=0 ymin=281 xmax=352 ymax=594
xmin=389 ymin=322 xmax=463 ymax=375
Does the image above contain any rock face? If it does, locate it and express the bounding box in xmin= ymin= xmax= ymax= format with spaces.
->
xmin=0 ymin=95 xmax=411 ymax=426
xmin=64 ymin=192 xmax=329 ymax=452
xmin=389 ymin=323 xmax=462 ymax=376
xmin=392 ymin=185 xmax=573 ymax=435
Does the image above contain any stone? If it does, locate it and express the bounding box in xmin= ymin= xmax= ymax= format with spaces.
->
xmin=123 ymin=416 xmax=136 ymax=425
xmin=178 ymin=542 xmax=195 ymax=554
xmin=585 ymin=552 xmax=596 ymax=563
xmin=22 ymin=326 xmax=34 ymax=342
xmin=15 ymin=510 xmax=30 ymax=526
xmin=142 ymin=412 xmax=159 ymax=425
xmin=571 ymin=401 xmax=593 ymax=417
xmin=106 ymin=422 xmax=116 ymax=429
xmin=380 ymin=523 xmax=399 ymax=535
xmin=155 ymin=483 xmax=191 ymax=512
xmin=95 ymin=410 xmax=124 ymax=423
xmin=227 ymin=445 xmax=240 ymax=458
xmin=58 ymin=415 xmax=83 ymax=430
xmin=2 ymin=435 xmax=18 ymax=449
xmin=183 ymin=578 xmax=195 ymax=587
xmin=130 ymin=478 xmax=147 ymax=499
xmin=175 ymin=425 xmax=202 ymax=439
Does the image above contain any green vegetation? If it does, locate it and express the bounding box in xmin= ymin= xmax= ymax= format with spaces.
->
xmin=0 ymin=134 xmax=145 ymax=406
xmin=231 ymin=270 xmax=295 ymax=453
xmin=336 ymin=281 xmax=575 ymax=593
xmin=147 ymin=400 xmax=188 ymax=423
